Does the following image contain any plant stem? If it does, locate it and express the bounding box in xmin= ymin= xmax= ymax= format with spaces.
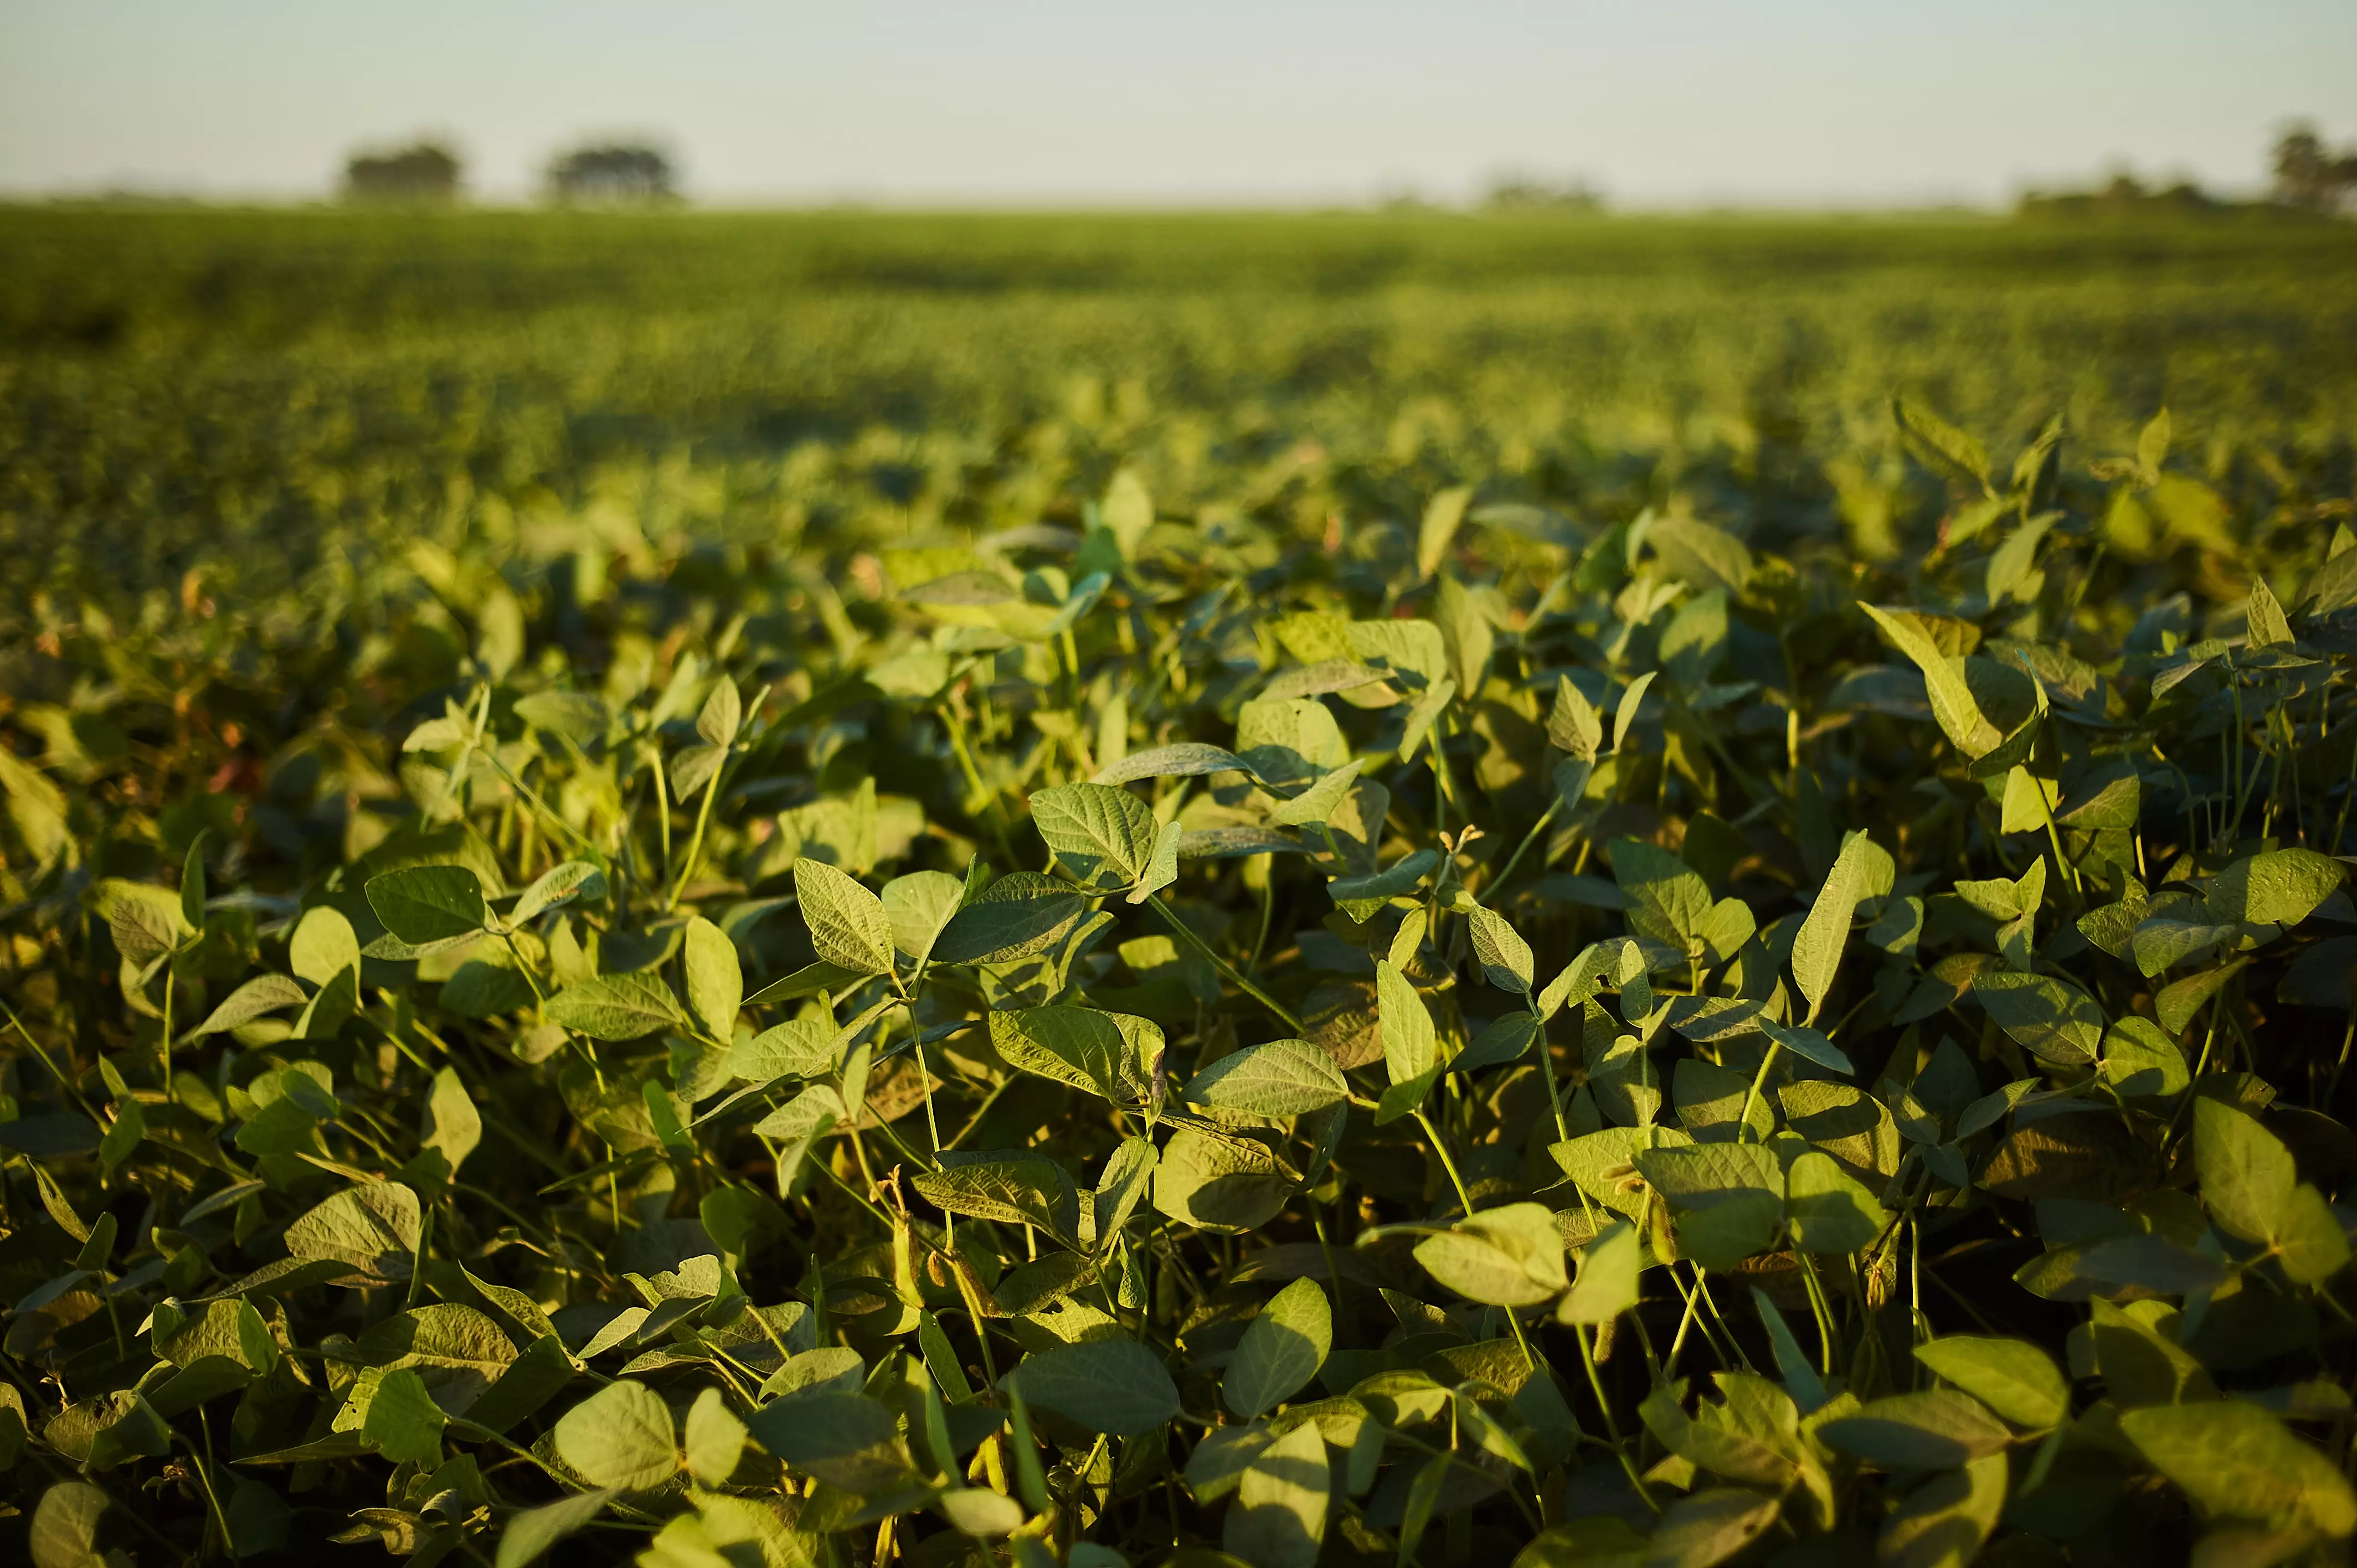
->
xmin=1483 ymin=794 xmax=1562 ymax=904
xmin=1735 ymin=1041 xmax=1782 ymax=1144
xmin=1146 ymin=894 xmax=1300 ymax=1030
xmin=1573 ymin=1321 xmax=1658 ymax=1513
xmin=1413 ymin=1107 xmax=1476 ymax=1218
xmin=666 ymin=766 xmax=724 ymax=913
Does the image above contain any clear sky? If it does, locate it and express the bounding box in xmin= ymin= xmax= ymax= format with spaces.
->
xmin=4 ymin=1 xmax=2353 ymax=208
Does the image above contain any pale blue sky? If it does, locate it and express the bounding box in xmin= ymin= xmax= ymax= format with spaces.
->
xmin=4 ymin=1 xmax=2352 ymax=207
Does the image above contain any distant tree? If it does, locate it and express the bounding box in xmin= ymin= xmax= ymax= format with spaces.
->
xmin=1481 ymin=172 xmax=1605 ymax=214
xmin=343 ymin=141 xmax=463 ymax=204
xmin=2273 ymin=122 xmax=2357 ymax=213
xmin=545 ymin=143 xmax=679 ymax=206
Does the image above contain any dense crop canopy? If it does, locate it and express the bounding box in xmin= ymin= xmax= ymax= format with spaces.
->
xmin=4 ymin=213 xmax=2357 ymax=1567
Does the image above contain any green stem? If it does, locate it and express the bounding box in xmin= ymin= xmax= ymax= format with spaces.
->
xmin=1413 ymin=1107 xmax=1476 ymax=1218
xmin=1146 ymin=895 xmax=1300 ymax=1030
xmin=1735 ymin=1041 xmax=1782 ymax=1144
xmin=158 ymin=963 xmax=176 ymax=1107
xmin=667 ymin=767 xmax=724 ymax=913
xmin=2 ymin=999 xmax=105 ymax=1124
xmin=1482 ymin=795 xmax=1562 ymax=904
xmin=649 ymin=742 xmax=673 ymax=889
xmin=941 ymin=695 xmax=1020 ymax=866
xmin=1573 ymin=1322 xmax=1659 ymax=1513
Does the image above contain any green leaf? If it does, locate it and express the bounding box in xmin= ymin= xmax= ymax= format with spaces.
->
xmin=1186 ymin=1038 xmax=1349 ymax=1117
xmin=751 ymin=1084 xmax=845 ymax=1142
xmin=93 ymin=878 xmax=195 ymax=963
xmin=1791 ymin=829 xmax=1875 ymax=1022
xmin=419 ymin=1066 xmax=481 ymax=1174
xmin=1153 ymin=1127 xmax=1295 ymax=1231
xmin=728 ymin=1018 xmax=834 ymax=1085
xmin=697 ymin=677 xmax=743 ymax=749
xmin=1860 ymin=604 xmax=2004 ymax=757
xmin=937 ymin=1489 xmax=1026 ymax=1539
xmin=1644 ymin=1488 xmax=1780 ymax=1568
xmin=2207 ymin=848 xmax=2344 ymax=927
xmin=1413 ymin=1203 xmax=1568 ymax=1306
xmin=1003 ymin=1338 xmax=1180 ymax=1436
xmin=2248 ymin=575 xmax=2294 ymax=648
xmin=2277 ymin=1183 xmax=2353 ymax=1284
xmin=1092 ymin=741 xmax=1255 ymax=786
xmin=547 ymin=972 xmax=688 ymax=1040
xmin=1093 ymin=1136 xmax=1160 ymax=1247
xmin=990 ymin=1005 xmax=1155 ymax=1102
xmin=1912 ymin=1337 xmax=2068 ymax=1429
xmin=1673 ymin=1192 xmax=1782 ymax=1272
xmin=2130 ymin=911 xmax=2236 ymax=977
xmin=1397 ymin=679 xmax=1458 ymax=763
xmin=1611 ymin=670 xmax=1656 ymax=756
xmin=1661 ymin=589 xmax=1730 ymax=693
xmin=1816 ymin=1389 xmax=2012 ymax=1469
xmin=1757 ymin=1017 xmax=1854 ymax=1077
xmin=1548 ymin=674 xmax=1603 ymax=762
xmin=284 ymin=1182 xmax=421 ymax=1280
xmin=177 ymin=834 xmax=208 ymax=930
xmin=189 ymin=973 xmax=310 ymax=1036
xmin=29 ymin=1481 xmax=111 ymax=1568
xmin=1893 ymin=396 xmax=1991 ymax=491
xmin=930 ymin=872 xmax=1086 ymax=965
xmin=1749 ymin=1290 xmax=1829 ymax=1414
xmin=553 ymin=1379 xmax=678 ymax=1492
xmin=2194 ymin=1096 xmax=2296 ymax=1245
xmin=362 ymin=1366 xmax=446 ymax=1466
xmin=1454 ymin=1013 xmax=1538 ymax=1075
xmin=793 ymin=859 xmax=896 ymax=975
xmin=1955 ymin=857 xmax=2045 ymax=921
xmin=2099 ymin=1016 xmax=2189 ymax=1100
xmin=1417 ymin=486 xmax=1473 ymax=579
xmin=511 ymin=688 xmax=611 ymax=742
xmin=494 ymin=1489 xmax=617 ymax=1568
xmin=1466 ymin=905 xmax=1534 ymax=994
xmin=1223 ymin=1277 xmax=1332 ymax=1419
xmin=682 ymin=916 xmax=743 ymax=1040
xmin=914 ymin=1154 xmax=1078 ymax=1238
xmin=683 ymin=1387 xmax=748 ymax=1487
xmin=1130 ymin=818 xmax=1183 ymax=905
xmin=1514 ymin=1519 xmax=1648 ymax=1568
xmin=289 ymin=904 xmax=361 ymax=987
xmin=1784 ymin=1151 xmax=1886 ymax=1255
xmin=1877 ymin=1454 xmax=2008 ymax=1568
xmin=464 ymin=1335 xmax=575 ymax=1436
xmin=1329 ymin=848 xmax=1439 ymax=921
xmin=511 ymin=860 xmax=606 ymax=926
xmin=1972 ymin=969 xmax=2102 ymax=1065
xmin=2134 ymin=407 xmax=2172 ymax=477
xmin=2121 ymin=1400 xmax=2357 ymax=1536
xmin=1373 ymin=1065 xmax=1441 ymax=1126
xmin=744 ymin=1393 xmax=910 ymax=1492
xmin=1030 ymin=781 xmax=1160 ymax=891
xmin=1223 ymin=1417 xmax=1329 ymax=1568
xmin=366 ymin=864 xmax=488 ymax=945
xmin=1648 ymin=518 xmax=1756 ymax=597
xmin=882 ymin=869 xmax=965 ymax=964
xmin=1557 ymin=1218 xmax=1641 ymax=1324
xmin=699 ymin=1183 xmax=788 ymax=1260
xmin=1635 ymin=1143 xmax=1783 ymax=1210
xmin=2156 ymin=961 xmax=2243 ymax=1035
xmin=1376 ymin=959 xmax=1435 ymax=1085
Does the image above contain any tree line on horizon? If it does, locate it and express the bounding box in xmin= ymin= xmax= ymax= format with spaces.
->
xmin=342 ymin=138 xmax=678 ymax=206
xmin=2016 ymin=122 xmax=2357 ymax=221
xmin=343 ymin=123 xmax=2357 ymax=216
